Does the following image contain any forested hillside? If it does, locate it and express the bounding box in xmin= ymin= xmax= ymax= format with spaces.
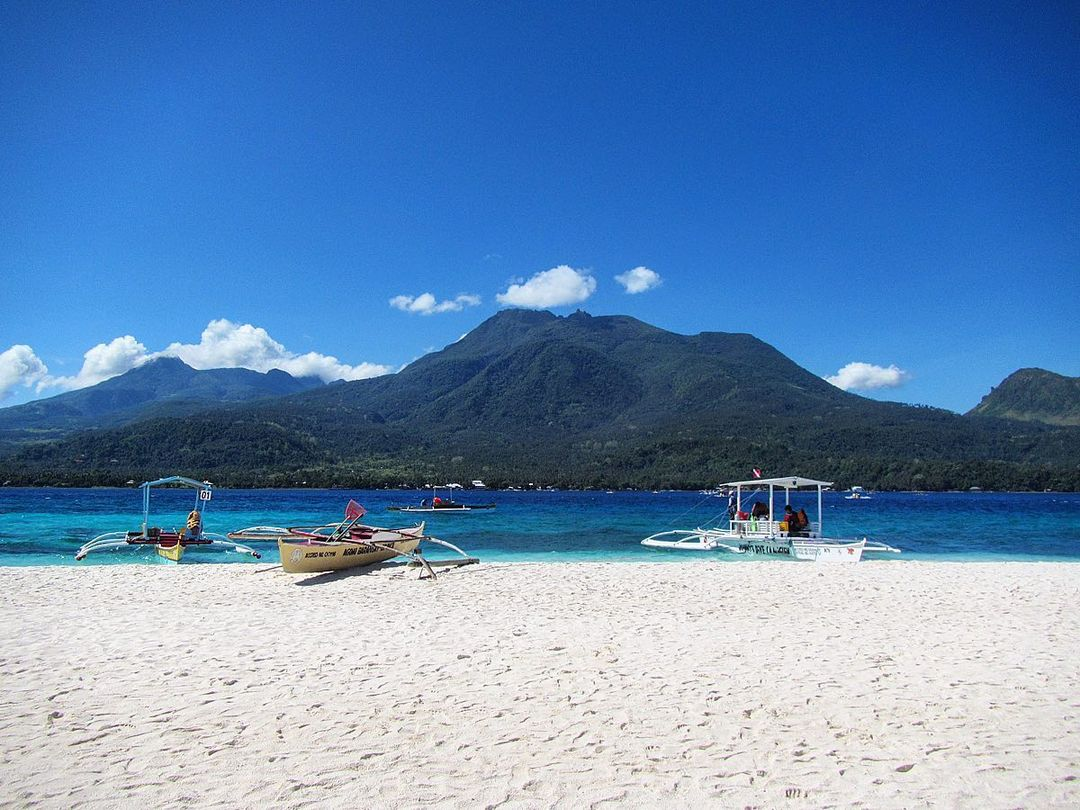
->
xmin=2 ymin=311 xmax=1078 ymax=490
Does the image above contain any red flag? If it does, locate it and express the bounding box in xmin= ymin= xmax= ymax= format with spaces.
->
xmin=344 ymin=499 xmax=365 ymax=520
xmin=752 ymin=468 xmax=762 ymax=478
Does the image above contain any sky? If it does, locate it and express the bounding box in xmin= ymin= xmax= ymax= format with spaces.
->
xmin=1 ymin=0 xmax=1077 ymax=414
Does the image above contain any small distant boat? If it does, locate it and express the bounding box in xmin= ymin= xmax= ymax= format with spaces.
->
xmin=641 ymin=475 xmax=899 ymax=561
xmin=845 ymin=486 xmax=872 ymax=500
xmin=387 ymin=486 xmax=496 ymax=513
xmin=229 ymin=500 xmax=478 ymax=576
xmin=470 ymin=479 xmax=488 ymax=489
xmin=75 ymin=476 xmax=261 ymax=564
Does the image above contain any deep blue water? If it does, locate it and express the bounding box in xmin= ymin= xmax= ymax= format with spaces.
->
xmin=0 ymin=487 xmax=1078 ymax=566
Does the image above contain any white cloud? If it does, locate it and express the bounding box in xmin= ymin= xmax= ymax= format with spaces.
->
xmin=826 ymin=362 xmax=910 ymax=391
xmin=389 ymin=292 xmax=481 ymax=315
xmin=496 ymin=265 xmax=597 ymax=309
xmin=0 ymin=345 xmax=50 ymax=400
xmin=159 ymin=319 xmax=392 ymax=382
xmin=49 ymin=336 xmax=151 ymax=391
xmin=615 ymin=265 xmax=662 ymax=294
xmin=2 ymin=320 xmax=392 ymax=401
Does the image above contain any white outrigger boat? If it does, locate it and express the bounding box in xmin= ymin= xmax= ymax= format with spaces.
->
xmin=641 ymin=475 xmax=900 ymax=561
xmin=228 ymin=500 xmax=478 ymax=577
xmin=75 ymin=476 xmax=262 ymax=563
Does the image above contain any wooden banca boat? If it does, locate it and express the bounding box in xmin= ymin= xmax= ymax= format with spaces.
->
xmin=75 ymin=476 xmax=261 ymax=564
xmin=641 ymin=475 xmax=900 ymax=562
xmin=228 ymin=500 xmax=478 ymax=577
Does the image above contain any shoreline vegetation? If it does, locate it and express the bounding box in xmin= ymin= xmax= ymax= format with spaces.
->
xmin=0 ymin=460 xmax=1077 ymax=492
xmin=0 ymin=480 xmax=1075 ymax=494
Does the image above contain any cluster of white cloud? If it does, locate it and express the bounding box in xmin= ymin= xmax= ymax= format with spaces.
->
xmin=48 ymin=336 xmax=152 ymax=391
xmin=0 ymin=320 xmax=392 ymax=400
xmin=390 ymin=264 xmax=664 ymax=316
xmin=162 ymin=320 xmax=392 ymax=381
xmin=495 ymin=265 xmax=598 ymax=309
xmin=389 ymin=292 xmax=482 ymax=315
xmin=0 ymin=345 xmax=50 ymax=400
xmin=614 ymin=266 xmax=662 ymax=294
xmin=826 ymin=362 xmax=910 ymax=391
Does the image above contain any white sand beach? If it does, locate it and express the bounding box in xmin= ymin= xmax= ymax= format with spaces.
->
xmin=1 ymin=561 xmax=1078 ymax=808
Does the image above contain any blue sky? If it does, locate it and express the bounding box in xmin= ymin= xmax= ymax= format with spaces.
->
xmin=1 ymin=1 xmax=1077 ymax=413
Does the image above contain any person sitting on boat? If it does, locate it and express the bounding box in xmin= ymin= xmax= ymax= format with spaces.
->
xmin=750 ymin=502 xmax=769 ymax=519
xmin=183 ymin=509 xmax=202 ymax=540
xmin=783 ymin=505 xmax=797 ymax=535
xmin=795 ymin=508 xmax=810 ymax=537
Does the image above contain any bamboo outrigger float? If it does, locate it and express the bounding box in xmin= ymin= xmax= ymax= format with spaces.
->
xmin=75 ymin=476 xmax=261 ymax=563
xmin=228 ymin=500 xmax=478 ymax=578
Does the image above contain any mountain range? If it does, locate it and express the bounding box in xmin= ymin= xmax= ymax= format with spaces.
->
xmin=2 ymin=310 xmax=1078 ymax=490
xmin=0 ymin=357 xmax=323 ymax=447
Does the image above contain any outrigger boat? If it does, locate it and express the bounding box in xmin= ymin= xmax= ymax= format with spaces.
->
xmin=387 ymin=486 xmax=496 ymax=513
xmin=228 ymin=500 xmax=478 ymax=577
xmin=75 ymin=476 xmax=261 ymax=563
xmin=641 ymin=475 xmax=900 ymax=561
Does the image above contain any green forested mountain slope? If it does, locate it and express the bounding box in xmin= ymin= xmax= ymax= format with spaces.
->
xmin=967 ymin=368 xmax=1080 ymax=426
xmin=0 ymin=357 xmax=323 ymax=446
xmin=3 ymin=311 xmax=1078 ymax=490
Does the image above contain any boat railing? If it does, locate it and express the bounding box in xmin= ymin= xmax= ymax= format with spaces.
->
xmin=728 ymin=519 xmax=822 ymax=537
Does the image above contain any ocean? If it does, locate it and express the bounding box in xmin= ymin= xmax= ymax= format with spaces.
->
xmin=1 ymin=486 xmax=1078 ymax=567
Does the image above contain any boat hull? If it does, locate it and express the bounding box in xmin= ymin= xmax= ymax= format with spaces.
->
xmin=790 ymin=539 xmax=865 ymax=562
xmin=157 ymin=542 xmax=184 ymax=563
xmin=278 ymin=529 xmax=423 ymax=574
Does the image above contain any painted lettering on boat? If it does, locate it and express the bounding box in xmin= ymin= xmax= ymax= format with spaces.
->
xmin=739 ymin=544 xmax=791 ymax=555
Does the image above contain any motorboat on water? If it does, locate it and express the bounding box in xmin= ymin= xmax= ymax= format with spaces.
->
xmin=228 ymin=500 xmax=478 ymax=576
xmin=387 ymin=486 xmax=496 ymax=513
xmin=845 ymin=486 xmax=872 ymax=500
xmin=641 ymin=475 xmax=900 ymax=561
xmin=75 ymin=476 xmax=262 ymax=563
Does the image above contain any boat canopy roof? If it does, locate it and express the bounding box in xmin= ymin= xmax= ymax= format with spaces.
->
xmin=140 ymin=476 xmax=213 ymax=490
xmin=721 ymin=476 xmax=833 ymax=489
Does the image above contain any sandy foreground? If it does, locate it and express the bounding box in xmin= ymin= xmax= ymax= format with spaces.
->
xmin=1 ymin=561 xmax=1078 ymax=809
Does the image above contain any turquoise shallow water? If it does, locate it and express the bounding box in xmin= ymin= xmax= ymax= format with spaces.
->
xmin=0 ymin=487 xmax=1078 ymax=566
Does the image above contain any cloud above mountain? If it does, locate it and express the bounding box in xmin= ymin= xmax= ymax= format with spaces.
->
xmin=615 ymin=266 xmax=661 ymax=294
xmin=160 ymin=320 xmax=392 ymax=381
xmin=389 ymin=292 xmax=481 ymax=315
xmin=496 ymin=265 xmax=596 ymax=309
xmin=47 ymin=336 xmax=152 ymax=391
xmin=0 ymin=345 xmax=50 ymax=400
xmin=826 ymin=362 xmax=910 ymax=391
xmin=0 ymin=320 xmax=392 ymax=398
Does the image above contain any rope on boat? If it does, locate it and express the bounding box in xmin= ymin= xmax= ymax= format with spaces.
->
xmin=663 ymin=492 xmax=721 ymax=528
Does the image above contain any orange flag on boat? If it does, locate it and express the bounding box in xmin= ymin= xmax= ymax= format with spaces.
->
xmin=344 ymin=499 xmax=365 ymax=520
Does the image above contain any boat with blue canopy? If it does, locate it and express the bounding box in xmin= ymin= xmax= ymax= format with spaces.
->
xmin=75 ymin=476 xmax=261 ymax=563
